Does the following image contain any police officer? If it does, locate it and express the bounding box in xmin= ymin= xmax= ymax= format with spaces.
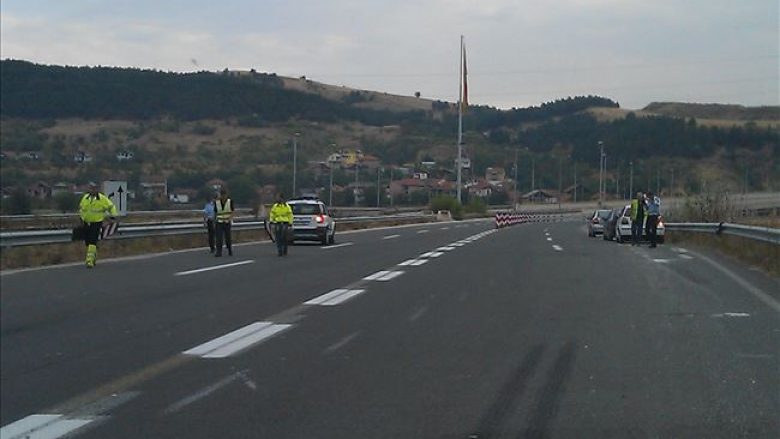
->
xmin=214 ymin=188 xmax=234 ymax=257
xmin=269 ymin=193 xmax=293 ymax=257
xmin=630 ymin=191 xmax=645 ymax=246
xmin=203 ymin=193 xmax=217 ymax=253
xmin=644 ymin=192 xmax=661 ymax=248
xmin=78 ymin=182 xmax=118 ymax=268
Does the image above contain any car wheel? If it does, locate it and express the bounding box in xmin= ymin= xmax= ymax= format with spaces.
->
xmin=328 ymin=230 xmax=335 ymax=245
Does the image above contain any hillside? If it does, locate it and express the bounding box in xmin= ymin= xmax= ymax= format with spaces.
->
xmin=643 ymin=102 xmax=780 ymax=121
xmin=1 ymin=60 xmax=778 ymax=213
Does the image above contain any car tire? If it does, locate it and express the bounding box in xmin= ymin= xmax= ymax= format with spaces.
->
xmin=328 ymin=230 xmax=335 ymax=245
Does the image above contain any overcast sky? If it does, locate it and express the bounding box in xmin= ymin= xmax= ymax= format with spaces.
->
xmin=2 ymin=0 xmax=778 ymax=110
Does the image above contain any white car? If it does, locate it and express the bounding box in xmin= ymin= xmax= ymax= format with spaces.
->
xmin=287 ymin=197 xmax=336 ymax=245
xmin=615 ymin=204 xmax=665 ymax=244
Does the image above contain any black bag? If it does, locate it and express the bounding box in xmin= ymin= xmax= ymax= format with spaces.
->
xmin=71 ymin=225 xmax=85 ymax=241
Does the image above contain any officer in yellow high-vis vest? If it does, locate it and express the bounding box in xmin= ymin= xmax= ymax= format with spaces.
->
xmin=214 ymin=188 xmax=234 ymax=257
xmin=269 ymin=193 xmax=293 ymax=257
xmin=79 ymin=182 xmax=118 ymax=268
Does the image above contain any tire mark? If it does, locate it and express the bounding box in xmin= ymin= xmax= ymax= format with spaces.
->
xmin=471 ymin=344 xmax=545 ymax=438
xmin=522 ymin=340 xmax=578 ymax=439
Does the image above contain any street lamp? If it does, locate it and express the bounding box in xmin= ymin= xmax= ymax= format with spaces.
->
xmin=328 ymin=143 xmax=336 ymax=206
xmin=376 ymin=167 xmax=382 ymax=207
xmin=292 ymin=132 xmax=300 ymax=197
xmin=629 ymin=161 xmax=634 ymax=198
xmin=598 ymin=141 xmax=605 ymax=206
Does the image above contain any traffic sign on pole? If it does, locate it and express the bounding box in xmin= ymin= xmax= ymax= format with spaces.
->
xmin=103 ymin=180 xmax=128 ymax=216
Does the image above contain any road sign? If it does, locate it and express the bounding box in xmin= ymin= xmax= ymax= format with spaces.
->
xmin=103 ymin=180 xmax=128 ymax=216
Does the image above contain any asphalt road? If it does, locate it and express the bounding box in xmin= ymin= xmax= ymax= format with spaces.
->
xmin=2 ymin=219 xmax=778 ymax=438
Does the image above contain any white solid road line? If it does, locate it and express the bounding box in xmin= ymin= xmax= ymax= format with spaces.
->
xmin=383 ymin=234 xmax=401 ymax=240
xmin=175 ymin=260 xmax=254 ymax=276
xmin=0 ymin=414 xmax=94 ymax=439
xmin=183 ymin=321 xmax=291 ymax=358
xmin=321 ymin=242 xmax=353 ymax=250
xmin=552 ymin=245 xmax=563 ymax=251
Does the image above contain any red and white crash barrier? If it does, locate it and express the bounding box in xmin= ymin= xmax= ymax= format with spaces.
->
xmin=494 ymin=212 xmax=563 ymax=228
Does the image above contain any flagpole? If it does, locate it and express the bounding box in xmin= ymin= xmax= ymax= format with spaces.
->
xmin=456 ymin=35 xmax=463 ymax=204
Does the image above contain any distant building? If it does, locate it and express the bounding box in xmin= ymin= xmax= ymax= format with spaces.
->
xmin=74 ymin=151 xmax=93 ymax=163
xmin=521 ymin=189 xmax=559 ymax=204
xmin=169 ymin=189 xmax=197 ymax=204
xmin=27 ymin=181 xmax=51 ymax=199
xmin=52 ymin=182 xmax=76 ymax=196
xmin=485 ymin=167 xmax=506 ymax=184
xmin=116 ymin=150 xmax=134 ymax=161
xmin=140 ymin=176 xmax=168 ymax=199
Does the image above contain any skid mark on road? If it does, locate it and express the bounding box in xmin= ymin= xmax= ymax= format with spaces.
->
xmin=471 ymin=344 xmax=545 ymax=438
xmin=524 ymin=341 xmax=578 ymax=438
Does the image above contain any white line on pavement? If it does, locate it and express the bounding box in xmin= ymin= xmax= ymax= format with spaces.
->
xmin=552 ymin=245 xmax=563 ymax=251
xmin=417 ymin=229 xmax=430 ymax=234
xmin=419 ymin=251 xmax=444 ymax=258
xmin=652 ymin=259 xmax=672 ymax=264
xmin=183 ymin=322 xmax=291 ymax=358
xmin=436 ymin=246 xmax=456 ymax=251
xmin=0 ymin=414 xmax=94 ymax=439
xmin=305 ymin=289 xmax=364 ymax=306
xmin=321 ymin=242 xmax=353 ymax=250
xmin=382 ymin=234 xmax=401 ymax=240
xmin=409 ymin=306 xmax=428 ymax=322
xmin=164 ymin=372 xmax=242 ymax=414
xmin=364 ymin=270 xmax=392 ymax=280
xmin=711 ymin=312 xmax=751 ymax=318
xmin=679 ymin=254 xmax=694 ymax=260
xmin=546 ymin=237 xmax=553 ymax=241
xmin=320 ymin=289 xmax=366 ymax=306
xmin=440 ymin=227 xmax=450 ymax=230
xmin=368 ymin=271 xmax=405 ymax=281
xmin=324 ymin=331 xmax=361 ymax=354
xmin=174 ymin=260 xmax=255 ymax=276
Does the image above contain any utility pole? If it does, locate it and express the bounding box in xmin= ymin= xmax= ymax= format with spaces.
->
xmin=292 ymin=132 xmax=300 ymax=197
xmin=558 ymin=155 xmax=563 ymax=209
xmin=656 ymin=167 xmax=660 ymax=194
xmin=354 ymin=159 xmax=360 ymax=207
xmin=514 ymin=148 xmax=519 ymax=209
xmin=456 ymin=35 xmax=464 ymax=205
xmin=598 ymin=141 xmax=604 ymax=206
xmin=574 ymin=163 xmax=578 ymax=203
xmin=531 ymin=156 xmax=535 ymax=193
xmin=375 ymin=167 xmax=380 ymax=207
xmin=389 ymin=167 xmax=394 ymax=207
xmin=328 ymin=144 xmax=336 ymax=206
xmin=629 ymin=161 xmax=634 ymax=198
xmin=670 ymin=167 xmax=675 ymax=196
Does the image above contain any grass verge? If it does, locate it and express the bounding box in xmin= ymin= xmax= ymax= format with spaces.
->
xmin=666 ymin=232 xmax=779 ymax=277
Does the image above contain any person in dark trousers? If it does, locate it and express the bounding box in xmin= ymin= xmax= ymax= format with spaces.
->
xmin=644 ymin=192 xmax=661 ymax=248
xmin=78 ymin=182 xmax=118 ymax=268
xmin=214 ymin=188 xmax=234 ymax=257
xmin=203 ymin=193 xmax=217 ymax=253
xmin=269 ymin=193 xmax=293 ymax=257
xmin=630 ymin=191 xmax=645 ymax=246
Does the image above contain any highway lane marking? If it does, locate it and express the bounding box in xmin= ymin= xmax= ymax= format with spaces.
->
xmin=652 ymin=259 xmax=672 ymax=264
xmin=546 ymin=237 xmax=553 ymax=241
xmin=163 ymin=372 xmax=243 ymax=414
xmin=321 ymin=242 xmax=353 ymax=250
xmin=174 ymin=260 xmax=254 ymax=276
xmin=417 ymin=229 xmax=430 ymax=234
xmin=451 ymin=242 xmax=466 ymax=247
xmin=552 ymin=245 xmax=563 ymax=251
xmin=436 ymin=246 xmax=456 ymax=251
xmin=183 ymin=322 xmax=292 ymax=358
xmin=440 ymin=226 xmax=450 ymax=230
xmin=409 ymin=306 xmax=428 ymax=322
xmin=399 ymin=259 xmax=429 ymax=266
xmin=363 ymin=270 xmax=405 ymax=281
xmin=419 ymin=251 xmax=444 ymax=258
xmin=0 ymin=414 xmax=94 ymax=439
xmin=382 ymin=234 xmax=401 ymax=240
xmin=679 ymin=254 xmax=694 ymax=260
xmin=324 ymin=331 xmax=361 ymax=354
xmin=305 ymin=289 xmax=366 ymax=306
xmin=671 ymin=247 xmax=689 ymax=253
xmin=711 ymin=312 xmax=751 ymax=318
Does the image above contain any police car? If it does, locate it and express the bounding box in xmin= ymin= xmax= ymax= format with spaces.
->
xmin=287 ymin=196 xmax=336 ymax=245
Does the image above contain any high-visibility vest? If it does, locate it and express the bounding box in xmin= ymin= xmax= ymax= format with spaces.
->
xmin=79 ymin=193 xmax=118 ymax=223
xmin=215 ymin=198 xmax=233 ymax=223
xmin=269 ymin=203 xmax=293 ymax=224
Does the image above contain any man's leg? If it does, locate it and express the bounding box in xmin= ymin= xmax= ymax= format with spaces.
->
xmin=225 ymin=223 xmax=232 ymax=256
xmin=84 ymin=222 xmax=101 ymax=267
xmin=282 ymin=224 xmax=288 ymax=256
xmin=215 ymin=223 xmax=224 ymax=256
xmin=649 ymin=216 xmax=658 ymax=247
xmin=274 ymin=225 xmax=284 ymax=256
xmin=207 ymin=220 xmax=215 ymax=252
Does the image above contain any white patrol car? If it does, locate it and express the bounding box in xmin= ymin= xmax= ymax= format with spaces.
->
xmin=287 ymin=197 xmax=336 ymax=245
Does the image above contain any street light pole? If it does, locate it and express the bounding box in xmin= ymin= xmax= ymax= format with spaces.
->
xmin=573 ymin=162 xmax=578 ymax=203
xmin=598 ymin=141 xmax=604 ymax=206
xmin=292 ymin=132 xmax=300 ymax=197
xmin=514 ymin=148 xmax=519 ymax=210
xmin=629 ymin=161 xmax=634 ymax=198
xmin=354 ymin=159 xmax=360 ymax=207
xmin=376 ymin=168 xmax=381 ymax=207
xmin=328 ymin=144 xmax=336 ymax=206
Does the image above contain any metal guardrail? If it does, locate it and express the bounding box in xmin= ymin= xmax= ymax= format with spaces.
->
xmin=0 ymin=213 xmax=436 ymax=247
xmin=665 ymin=222 xmax=780 ymax=245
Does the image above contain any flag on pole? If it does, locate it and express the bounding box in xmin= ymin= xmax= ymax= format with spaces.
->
xmin=462 ymin=42 xmax=468 ymax=110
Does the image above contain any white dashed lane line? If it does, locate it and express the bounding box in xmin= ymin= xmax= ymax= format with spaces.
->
xmin=552 ymin=245 xmax=563 ymax=251
xmin=305 ymin=289 xmax=366 ymax=306
xmin=183 ymin=322 xmax=292 ymax=358
xmin=416 ymin=229 xmax=430 ymax=234
xmin=363 ymin=270 xmax=405 ymax=281
xmin=321 ymin=242 xmax=354 ymax=250
xmin=175 ymin=260 xmax=254 ymax=276
xmin=382 ymin=234 xmax=401 ymax=240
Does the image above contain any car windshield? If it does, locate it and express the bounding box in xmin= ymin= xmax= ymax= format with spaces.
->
xmin=291 ymin=204 xmax=322 ymax=215
xmin=597 ymin=210 xmax=611 ymax=219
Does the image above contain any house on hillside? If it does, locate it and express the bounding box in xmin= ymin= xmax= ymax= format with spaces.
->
xmin=74 ymin=151 xmax=93 ymax=164
xmin=521 ymin=189 xmax=560 ymax=204
xmin=169 ymin=189 xmax=197 ymax=204
xmin=27 ymin=182 xmax=52 ymax=199
xmin=116 ymin=150 xmax=134 ymax=161
xmin=467 ymin=179 xmax=492 ymax=198
xmin=139 ymin=176 xmax=168 ymax=199
xmin=52 ymin=182 xmax=76 ymax=196
xmin=485 ymin=167 xmax=506 ymax=185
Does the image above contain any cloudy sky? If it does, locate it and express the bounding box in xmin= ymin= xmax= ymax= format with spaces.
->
xmin=2 ymin=0 xmax=778 ymax=109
